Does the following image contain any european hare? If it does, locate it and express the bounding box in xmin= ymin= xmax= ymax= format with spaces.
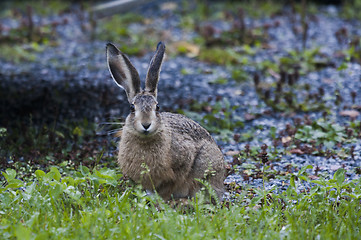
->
xmin=106 ymin=42 xmax=225 ymax=201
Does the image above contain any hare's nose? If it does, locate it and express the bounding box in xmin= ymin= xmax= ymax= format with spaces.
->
xmin=142 ymin=123 xmax=151 ymax=130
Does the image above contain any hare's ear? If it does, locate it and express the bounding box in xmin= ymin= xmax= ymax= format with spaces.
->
xmin=106 ymin=43 xmax=141 ymax=103
xmin=145 ymin=42 xmax=165 ymax=98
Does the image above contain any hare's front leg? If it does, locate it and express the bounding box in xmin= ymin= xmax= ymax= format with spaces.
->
xmin=156 ymin=179 xmax=197 ymax=200
xmin=155 ymin=180 xmax=177 ymax=200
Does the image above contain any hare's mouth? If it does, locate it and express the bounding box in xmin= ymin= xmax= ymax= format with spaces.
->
xmin=137 ymin=129 xmax=157 ymax=137
xmin=134 ymin=121 xmax=157 ymax=136
xmin=142 ymin=130 xmax=150 ymax=135
xmin=134 ymin=126 xmax=155 ymax=136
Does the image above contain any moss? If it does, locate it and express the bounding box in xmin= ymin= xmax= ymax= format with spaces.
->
xmin=198 ymin=47 xmax=246 ymax=66
xmin=95 ymin=13 xmax=156 ymax=56
xmin=0 ymin=0 xmax=71 ymax=17
xmin=341 ymin=0 xmax=361 ymax=20
xmin=0 ymin=44 xmax=38 ymax=63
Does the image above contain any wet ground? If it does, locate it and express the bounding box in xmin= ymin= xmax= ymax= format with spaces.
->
xmin=1 ymin=0 xmax=360 ymax=196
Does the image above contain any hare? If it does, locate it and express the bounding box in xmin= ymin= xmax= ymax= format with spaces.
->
xmin=106 ymin=42 xmax=225 ymax=201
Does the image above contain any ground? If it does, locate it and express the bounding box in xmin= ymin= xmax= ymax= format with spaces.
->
xmin=0 ymin=0 xmax=361 ymax=239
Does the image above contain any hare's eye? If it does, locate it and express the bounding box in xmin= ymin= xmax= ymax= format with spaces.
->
xmin=156 ymin=104 xmax=160 ymax=111
xmin=130 ymin=104 xmax=135 ymax=112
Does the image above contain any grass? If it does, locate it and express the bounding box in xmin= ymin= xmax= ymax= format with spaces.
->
xmin=94 ymin=13 xmax=158 ymax=56
xmin=0 ymin=165 xmax=360 ymax=239
xmin=0 ymin=0 xmax=71 ymax=18
xmin=1 ymin=0 xmax=361 ymax=239
xmin=0 ymin=119 xmax=116 ymax=174
xmin=341 ymin=0 xmax=361 ymax=20
xmin=0 ymin=0 xmax=67 ymax=63
xmin=2 ymin=120 xmax=360 ymax=239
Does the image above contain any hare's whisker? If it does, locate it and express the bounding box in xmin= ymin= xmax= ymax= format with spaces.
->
xmin=99 ymin=122 xmax=124 ymax=125
xmin=107 ymin=129 xmax=122 ymax=135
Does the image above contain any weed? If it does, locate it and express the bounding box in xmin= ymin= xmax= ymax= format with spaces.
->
xmin=341 ymin=0 xmax=361 ymax=20
xmin=0 ymin=119 xmax=117 ymax=173
xmin=0 ymin=1 xmax=70 ymax=62
xmin=278 ymin=48 xmax=333 ymax=74
xmin=294 ymin=119 xmax=351 ymax=149
xmin=94 ymin=13 xmax=157 ymax=56
xmin=179 ymin=98 xmax=244 ymax=140
xmin=254 ymin=48 xmax=334 ymax=113
xmin=275 ymin=117 xmax=359 ymax=157
xmin=198 ymin=47 xmax=247 ymax=66
xmin=1 ymin=166 xmax=360 ymax=239
xmin=0 ymin=0 xmax=71 ymax=18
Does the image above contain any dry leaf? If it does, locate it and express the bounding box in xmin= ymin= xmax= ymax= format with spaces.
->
xmin=290 ymin=148 xmax=304 ymax=155
xmin=309 ymin=175 xmax=319 ymax=180
xmin=114 ymin=130 xmax=122 ymax=138
xmin=244 ymin=113 xmax=256 ymax=121
xmin=268 ymin=69 xmax=280 ymax=79
xmin=173 ymin=41 xmax=200 ymax=58
xmin=322 ymin=78 xmax=335 ymax=84
xmin=282 ymin=136 xmax=292 ymax=144
xmin=339 ymin=110 xmax=360 ymax=118
xmin=330 ymin=165 xmax=342 ymax=171
xmin=225 ymin=150 xmax=240 ymax=156
xmin=160 ymin=2 xmax=177 ymax=11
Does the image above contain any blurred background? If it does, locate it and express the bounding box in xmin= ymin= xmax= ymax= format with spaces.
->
xmin=0 ymin=0 xmax=361 ymax=177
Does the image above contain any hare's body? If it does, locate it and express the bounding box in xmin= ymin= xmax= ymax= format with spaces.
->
xmin=119 ymin=112 xmax=225 ymax=200
xmin=106 ymin=42 xmax=225 ymax=201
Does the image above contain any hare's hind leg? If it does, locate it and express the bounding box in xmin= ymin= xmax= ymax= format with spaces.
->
xmin=189 ymin=145 xmax=225 ymax=201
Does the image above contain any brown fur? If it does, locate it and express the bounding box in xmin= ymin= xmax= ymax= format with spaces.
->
xmin=119 ymin=111 xmax=225 ymax=200
xmin=106 ymin=42 xmax=225 ymax=201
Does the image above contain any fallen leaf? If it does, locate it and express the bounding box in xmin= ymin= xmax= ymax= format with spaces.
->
xmin=322 ymin=78 xmax=335 ymax=84
xmin=268 ymin=69 xmax=280 ymax=79
xmin=309 ymin=175 xmax=319 ymax=180
xmin=339 ymin=110 xmax=360 ymax=118
xmin=225 ymin=150 xmax=240 ymax=156
xmin=173 ymin=41 xmax=200 ymax=58
xmin=282 ymin=181 xmax=289 ymax=186
xmin=234 ymin=90 xmax=243 ymax=95
xmin=203 ymin=105 xmax=212 ymax=113
xmin=290 ymin=148 xmax=304 ymax=155
xmin=261 ymin=43 xmax=275 ymax=49
xmin=282 ymin=136 xmax=292 ymax=144
xmin=114 ymin=130 xmax=122 ymax=138
xmin=244 ymin=113 xmax=256 ymax=121
xmin=160 ymin=2 xmax=177 ymax=11
xmin=330 ymin=165 xmax=342 ymax=171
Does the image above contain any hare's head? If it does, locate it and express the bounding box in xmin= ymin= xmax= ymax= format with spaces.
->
xmin=106 ymin=42 xmax=165 ymax=136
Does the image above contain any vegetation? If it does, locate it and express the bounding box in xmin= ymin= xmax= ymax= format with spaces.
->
xmin=0 ymin=0 xmax=72 ymax=62
xmin=341 ymin=0 xmax=361 ymax=20
xmin=1 ymin=0 xmax=361 ymax=239
xmin=1 ymin=165 xmax=360 ymax=239
xmin=94 ymin=13 xmax=158 ymax=56
xmin=0 ymin=119 xmax=116 ymax=173
xmin=179 ymin=98 xmax=244 ymax=140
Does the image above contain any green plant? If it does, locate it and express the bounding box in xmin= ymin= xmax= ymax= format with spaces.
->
xmin=0 ymin=119 xmax=115 ymax=174
xmin=198 ymin=47 xmax=247 ymax=66
xmin=95 ymin=13 xmax=157 ymax=56
xmin=341 ymin=0 xmax=361 ymax=20
xmin=180 ymin=98 xmax=244 ymax=140
xmin=0 ymin=128 xmax=6 ymax=138
xmin=1 ymin=166 xmax=360 ymax=239
xmin=279 ymin=48 xmax=332 ymax=74
xmin=295 ymin=119 xmax=352 ymax=149
xmin=0 ymin=0 xmax=71 ymax=18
